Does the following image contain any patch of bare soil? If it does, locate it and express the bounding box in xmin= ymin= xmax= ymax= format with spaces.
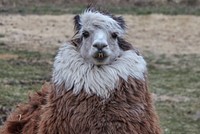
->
xmin=0 ymin=14 xmax=200 ymax=55
xmin=0 ymin=14 xmax=74 ymax=53
xmin=0 ymin=54 xmax=18 ymax=60
xmin=152 ymin=93 xmax=191 ymax=102
xmin=125 ymin=14 xmax=200 ymax=55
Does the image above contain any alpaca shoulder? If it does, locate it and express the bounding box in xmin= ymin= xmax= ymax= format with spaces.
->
xmin=1 ymin=83 xmax=51 ymax=134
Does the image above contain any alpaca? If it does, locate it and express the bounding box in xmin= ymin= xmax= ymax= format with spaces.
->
xmin=1 ymin=8 xmax=162 ymax=134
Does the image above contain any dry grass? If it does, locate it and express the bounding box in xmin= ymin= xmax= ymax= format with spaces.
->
xmin=0 ymin=54 xmax=18 ymax=60
xmin=0 ymin=14 xmax=200 ymax=55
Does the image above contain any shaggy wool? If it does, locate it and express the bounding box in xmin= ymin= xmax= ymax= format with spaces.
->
xmin=1 ymin=77 xmax=162 ymax=134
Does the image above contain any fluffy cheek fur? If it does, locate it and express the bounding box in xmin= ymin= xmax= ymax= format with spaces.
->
xmin=107 ymin=38 xmax=123 ymax=60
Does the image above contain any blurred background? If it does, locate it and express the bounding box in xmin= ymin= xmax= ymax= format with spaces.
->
xmin=0 ymin=0 xmax=200 ymax=133
xmin=1 ymin=0 xmax=200 ymax=14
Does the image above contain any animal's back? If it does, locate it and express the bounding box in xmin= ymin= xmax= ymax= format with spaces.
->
xmin=0 ymin=84 xmax=50 ymax=134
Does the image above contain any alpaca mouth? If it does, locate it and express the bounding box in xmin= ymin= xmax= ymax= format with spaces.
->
xmin=93 ymin=51 xmax=108 ymax=61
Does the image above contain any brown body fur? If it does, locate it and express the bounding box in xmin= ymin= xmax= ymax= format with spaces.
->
xmin=1 ymin=78 xmax=162 ymax=134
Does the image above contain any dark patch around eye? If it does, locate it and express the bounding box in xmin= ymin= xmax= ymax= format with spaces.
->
xmin=111 ymin=32 xmax=118 ymax=39
xmin=83 ymin=31 xmax=90 ymax=38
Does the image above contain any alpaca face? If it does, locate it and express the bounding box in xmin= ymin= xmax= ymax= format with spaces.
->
xmin=79 ymin=26 xmax=122 ymax=65
xmin=73 ymin=9 xmax=126 ymax=65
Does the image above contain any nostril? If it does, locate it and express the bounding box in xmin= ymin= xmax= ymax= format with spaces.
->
xmin=102 ymin=44 xmax=108 ymax=48
xmin=93 ymin=43 xmax=108 ymax=50
xmin=93 ymin=44 xmax=98 ymax=48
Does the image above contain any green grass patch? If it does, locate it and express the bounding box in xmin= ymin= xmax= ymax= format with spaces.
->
xmin=0 ymin=5 xmax=84 ymax=15
xmin=109 ymin=6 xmax=200 ymax=15
xmin=144 ymin=52 xmax=200 ymax=134
xmin=1 ymin=5 xmax=200 ymax=15
xmin=156 ymin=101 xmax=200 ymax=134
xmin=0 ymin=46 xmax=53 ymax=108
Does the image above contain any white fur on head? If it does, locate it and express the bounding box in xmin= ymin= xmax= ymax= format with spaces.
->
xmin=74 ymin=9 xmax=125 ymax=38
xmin=53 ymin=43 xmax=147 ymax=98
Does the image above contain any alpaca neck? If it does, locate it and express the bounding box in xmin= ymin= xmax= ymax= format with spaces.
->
xmin=52 ymin=43 xmax=147 ymax=98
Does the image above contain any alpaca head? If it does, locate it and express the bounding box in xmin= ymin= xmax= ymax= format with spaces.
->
xmin=53 ymin=8 xmax=146 ymax=98
xmin=73 ymin=8 xmax=128 ymax=65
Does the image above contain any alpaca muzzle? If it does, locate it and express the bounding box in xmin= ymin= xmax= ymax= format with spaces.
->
xmin=93 ymin=51 xmax=108 ymax=61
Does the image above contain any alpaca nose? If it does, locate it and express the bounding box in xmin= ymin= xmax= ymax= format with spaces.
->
xmin=93 ymin=43 xmax=108 ymax=50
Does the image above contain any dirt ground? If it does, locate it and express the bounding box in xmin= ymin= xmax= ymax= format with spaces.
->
xmin=0 ymin=14 xmax=200 ymax=55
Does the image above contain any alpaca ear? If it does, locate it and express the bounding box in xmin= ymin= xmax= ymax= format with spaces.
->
xmin=118 ymin=38 xmax=133 ymax=51
xmin=115 ymin=16 xmax=126 ymax=30
xmin=74 ymin=15 xmax=81 ymax=32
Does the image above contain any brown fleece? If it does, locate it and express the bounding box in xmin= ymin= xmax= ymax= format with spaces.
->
xmin=1 ymin=83 xmax=49 ymax=134
xmin=1 ymin=77 xmax=162 ymax=134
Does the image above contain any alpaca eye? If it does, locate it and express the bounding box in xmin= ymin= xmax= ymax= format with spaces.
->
xmin=83 ymin=31 xmax=90 ymax=38
xmin=111 ymin=32 xmax=118 ymax=39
